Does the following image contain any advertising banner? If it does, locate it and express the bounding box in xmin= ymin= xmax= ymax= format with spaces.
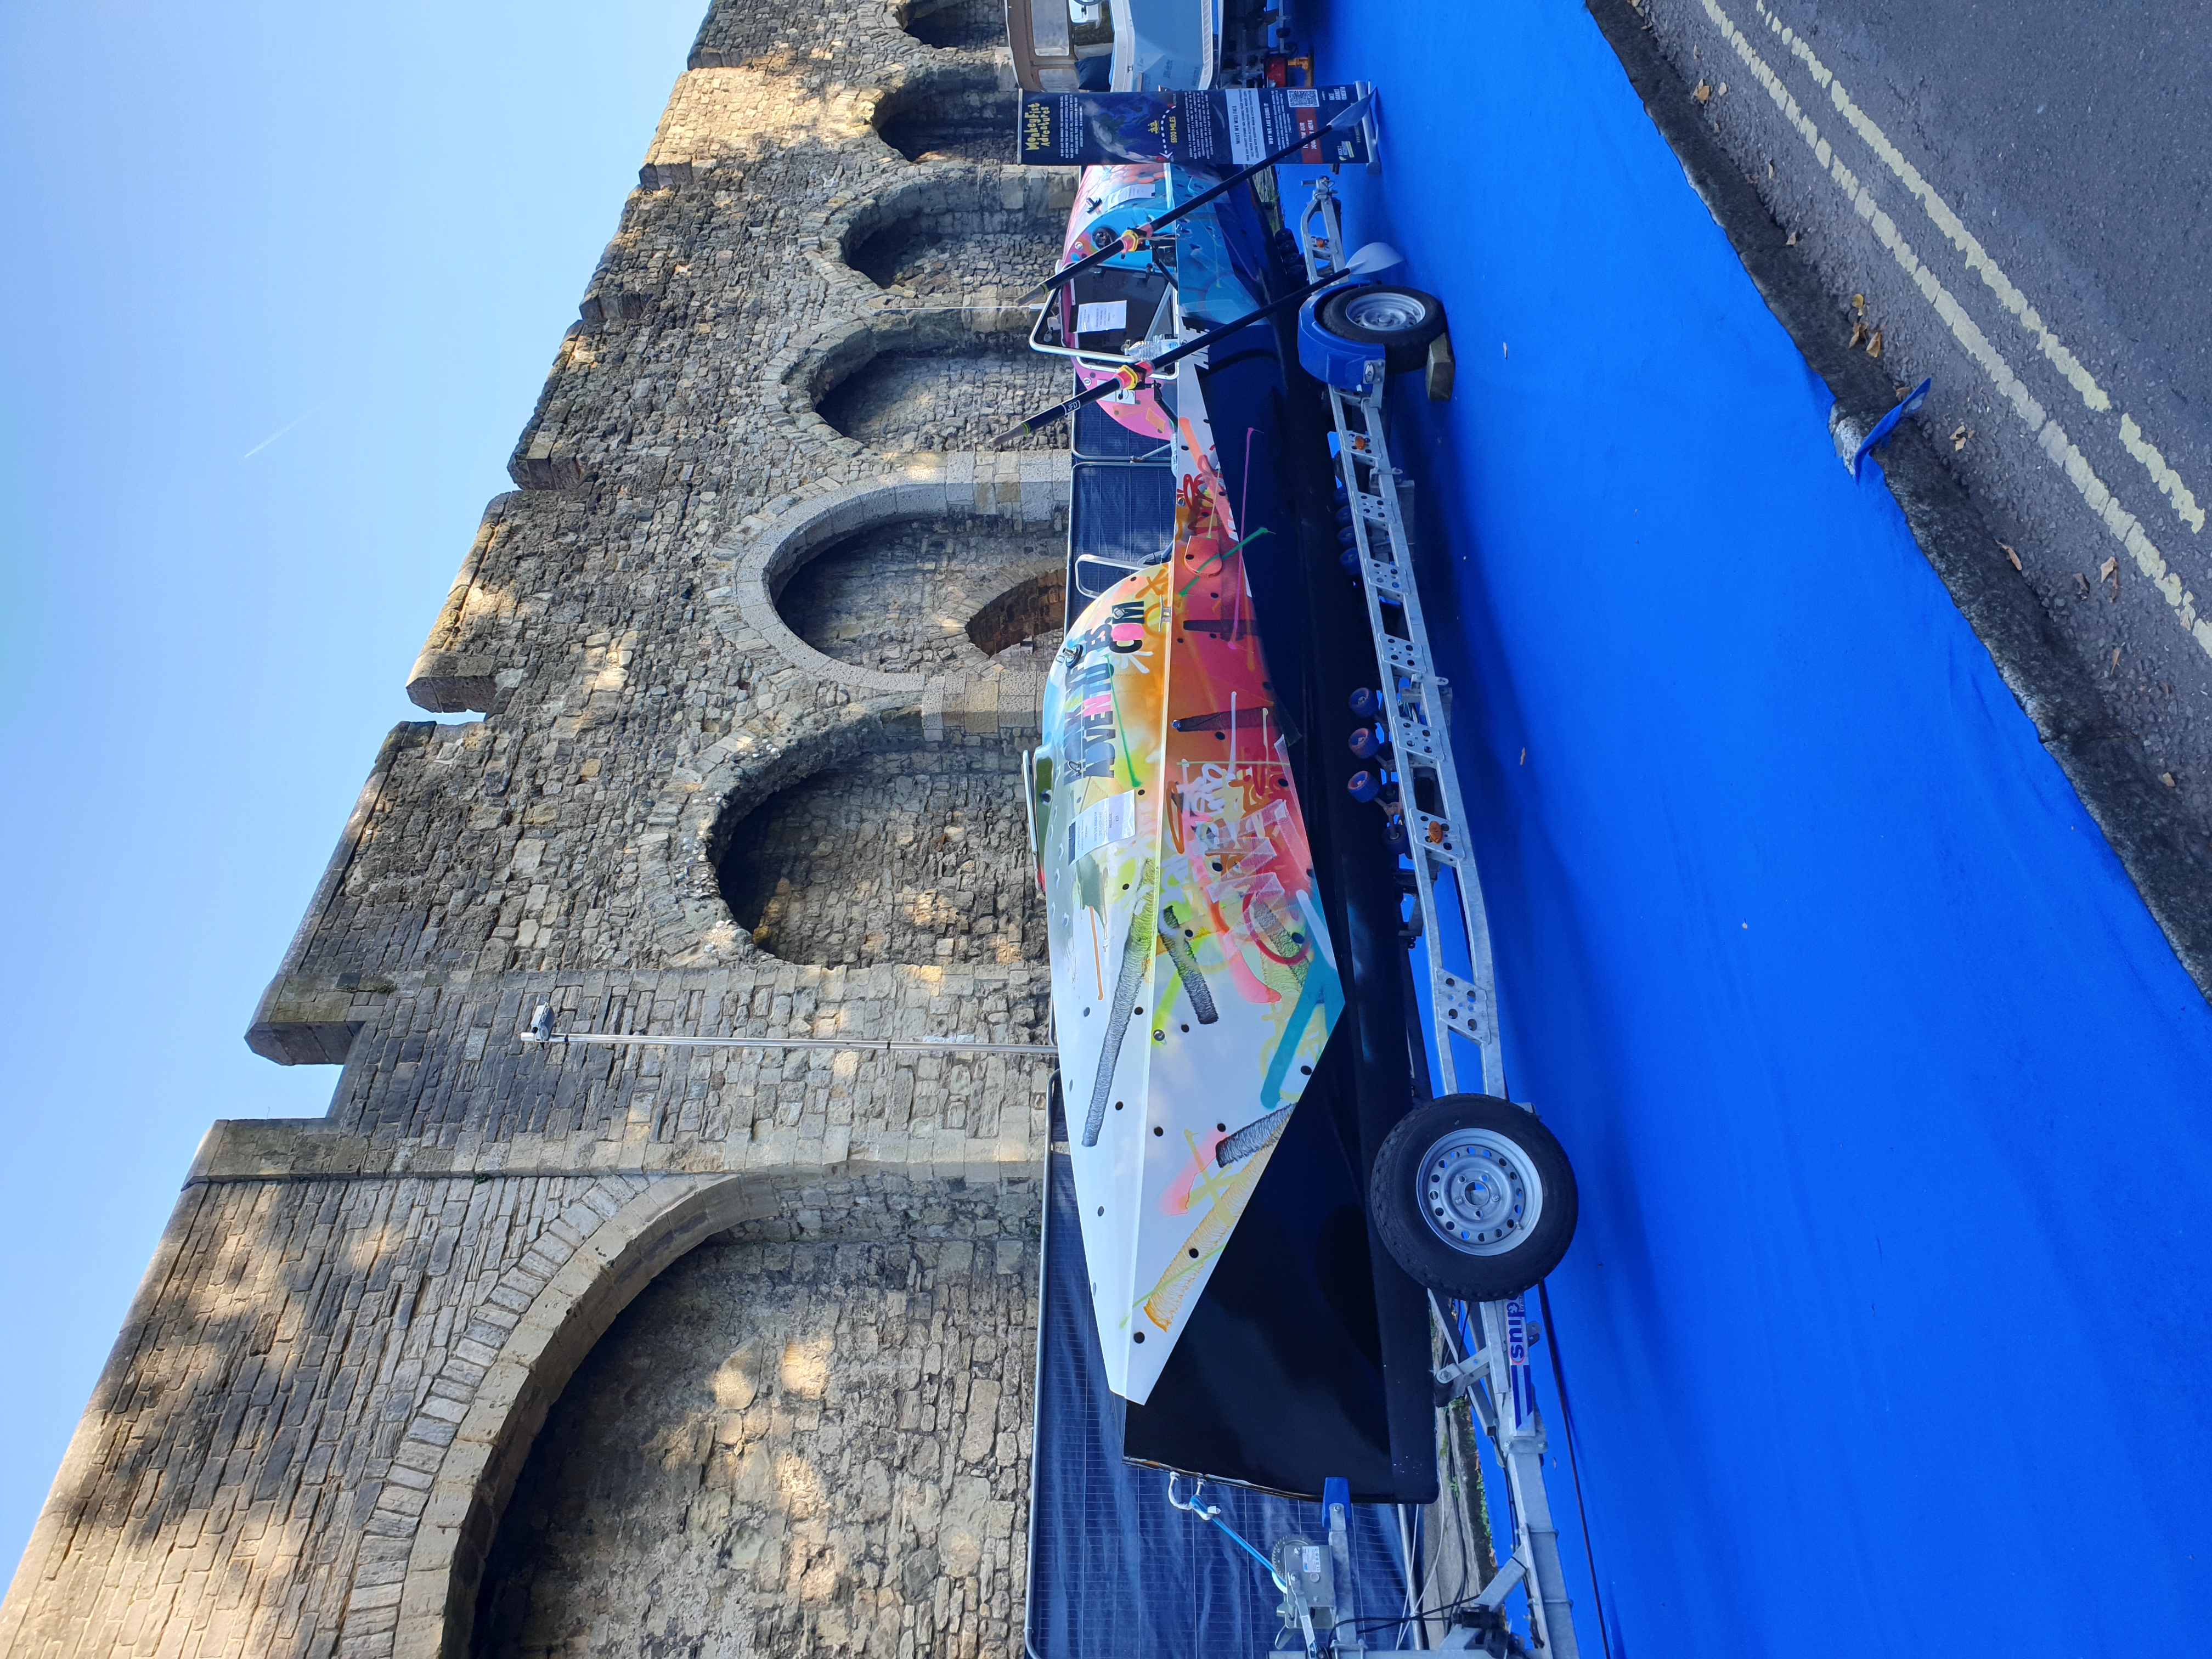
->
xmin=1017 ymin=84 xmax=1373 ymax=168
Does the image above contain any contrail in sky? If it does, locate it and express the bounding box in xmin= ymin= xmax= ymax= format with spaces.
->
xmin=241 ymin=401 xmax=327 ymax=460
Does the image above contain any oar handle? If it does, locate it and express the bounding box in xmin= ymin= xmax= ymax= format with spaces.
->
xmin=992 ymin=362 xmax=1151 ymax=448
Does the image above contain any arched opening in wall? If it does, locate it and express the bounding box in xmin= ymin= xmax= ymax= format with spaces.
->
xmin=777 ymin=514 xmax=1062 ymax=675
xmin=815 ymin=329 xmax=1068 ymax=455
xmin=903 ymin=0 xmax=1008 ymax=49
xmin=471 ymin=1220 xmax=1040 ymax=1659
xmin=968 ymin=570 xmax=1066 ymax=661
xmin=716 ymin=741 xmax=1045 ymax=967
xmin=844 ymin=174 xmax=1067 ymax=304
xmin=877 ymin=87 xmax=1020 ymax=163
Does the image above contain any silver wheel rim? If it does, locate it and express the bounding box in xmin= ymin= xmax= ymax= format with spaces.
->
xmin=1342 ymin=290 xmax=1430 ymax=334
xmin=1418 ymin=1127 xmax=1543 ymax=1256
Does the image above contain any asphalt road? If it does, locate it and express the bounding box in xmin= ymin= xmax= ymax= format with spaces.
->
xmin=1633 ymin=0 xmax=2212 ymax=848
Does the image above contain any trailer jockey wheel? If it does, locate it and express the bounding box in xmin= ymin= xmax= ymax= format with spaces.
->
xmin=1370 ymin=1094 xmax=1578 ymax=1302
xmin=1316 ymin=285 xmax=1447 ymax=375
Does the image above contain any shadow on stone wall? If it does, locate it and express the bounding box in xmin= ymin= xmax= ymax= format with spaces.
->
xmin=966 ymin=569 xmax=1065 ymax=659
xmin=715 ymin=736 xmax=1045 ymax=968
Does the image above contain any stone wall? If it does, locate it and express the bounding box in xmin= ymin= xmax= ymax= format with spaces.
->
xmin=474 ymin=1228 xmax=1036 ymax=1659
xmin=717 ymin=740 xmax=1044 ymax=968
xmin=777 ymin=517 xmax=1062 ymax=675
xmin=845 ymin=199 xmax=1060 ymax=303
xmin=815 ymin=337 xmax=1067 ymax=457
xmin=1 ymin=0 xmax=1074 ymax=1653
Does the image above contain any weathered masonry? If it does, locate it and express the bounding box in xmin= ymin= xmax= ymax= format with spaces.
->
xmin=0 ymin=4 xmax=1074 ymax=1657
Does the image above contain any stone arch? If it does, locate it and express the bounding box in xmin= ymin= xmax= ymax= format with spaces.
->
xmin=967 ymin=566 xmax=1066 ymax=657
xmin=899 ymin=0 xmax=1008 ymax=50
xmin=809 ymin=307 xmax=1067 ymax=456
xmin=871 ymin=61 xmax=1018 ymax=163
xmin=712 ymin=456 xmax=1068 ymax=698
xmin=714 ymin=730 xmax=1047 ymax=968
xmin=377 ymin=1173 xmax=762 ymax=1659
xmin=775 ymin=512 xmax=1063 ymax=675
xmin=372 ymin=1149 xmax=1047 ymax=1659
xmin=624 ymin=462 xmax=1068 ymax=969
xmin=836 ymin=165 xmax=1068 ymax=304
xmin=470 ymin=1217 xmax=1040 ymax=1659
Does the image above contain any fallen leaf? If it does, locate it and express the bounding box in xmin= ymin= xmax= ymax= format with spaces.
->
xmin=1718 ymin=81 xmax=1729 ymax=96
xmin=1951 ymin=424 xmax=1971 ymax=450
xmin=1786 ymin=229 xmax=1799 ymax=246
xmin=1692 ymin=80 xmax=1712 ymax=103
xmin=2000 ymin=541 xmax=2022 ymax=571
xmin=1896 ymin=383 xmax=1914 ymax=401
xmin=2162 ymin=772 xmax=2178 ymax=788
xmin=2112 ymin=647 xmax=2123 ymax=672
xmin=1768 ymin=160 xmax=1776 ymax=179
xmin=2100 ymin=557 xmax=2118 ymax=580
xmin=1849 ymin=319 xmax=1869 ymax=349
xmin=2075 ymin=572 xmax=2092 ymax=597
xmin=1853 ymin=292 xmax=1866 ymax=315
xmin=1866 ymin=326 xmax=1884 ymax=358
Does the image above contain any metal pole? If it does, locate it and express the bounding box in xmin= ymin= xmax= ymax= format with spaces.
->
xmin=520 ymin=1023 xmax=1057 ymax=1057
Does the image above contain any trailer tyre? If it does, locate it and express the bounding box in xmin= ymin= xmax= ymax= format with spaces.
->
xmin=1317 ymin=285 xmax=1447 ymax=375
xmin=1370 ymin=1094 xmax=1577 ymax=1301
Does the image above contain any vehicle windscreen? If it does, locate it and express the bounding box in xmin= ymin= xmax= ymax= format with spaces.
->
xmin=1109 ymin=0 xmax=1213 ymax=91
xmin=1011 ymin=0 xmax=1116 ymax=91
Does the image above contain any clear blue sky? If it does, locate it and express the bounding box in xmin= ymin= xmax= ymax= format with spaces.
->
xmin=0 ymin=0 xmax=706 ymax=1573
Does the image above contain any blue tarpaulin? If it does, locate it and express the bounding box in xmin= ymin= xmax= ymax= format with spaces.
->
xmin=1276 ymin=1 xmax=2212 ymax=1652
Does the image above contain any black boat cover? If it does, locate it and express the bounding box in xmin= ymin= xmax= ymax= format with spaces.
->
xmin=1025 ymin=1127 xmax=1411 ymax=1659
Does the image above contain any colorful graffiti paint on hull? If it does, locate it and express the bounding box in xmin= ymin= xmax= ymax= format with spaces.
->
xmin=1039 ymin=398 xmax=1342 ymax=1404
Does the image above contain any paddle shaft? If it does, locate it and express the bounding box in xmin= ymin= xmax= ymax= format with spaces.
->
xmin=994 ymin=263 xmax=1357 ymax=447
xmin=1022 ymin=92 xmax=1373 ymax=304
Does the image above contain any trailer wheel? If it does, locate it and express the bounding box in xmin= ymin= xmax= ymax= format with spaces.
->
xmin=1370 ymin=1094 xmax=1577 ymax=1301
xmin=1317 ymin=285 xmax=1447 ymax=375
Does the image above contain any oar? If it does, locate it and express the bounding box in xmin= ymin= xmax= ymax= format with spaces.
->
xmin=1017 ymin=91 xmax=1376 ymax=306
xmin=992 ymin=241 xmax=1401 ymax=449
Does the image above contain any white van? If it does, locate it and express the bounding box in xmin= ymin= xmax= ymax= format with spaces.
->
xmin=1006 ymin=0 xmax=1286 ymax=93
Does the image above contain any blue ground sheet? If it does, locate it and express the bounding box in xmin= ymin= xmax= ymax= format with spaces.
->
xmin=1277 ymin=2 xmax=2212 ymax=1652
